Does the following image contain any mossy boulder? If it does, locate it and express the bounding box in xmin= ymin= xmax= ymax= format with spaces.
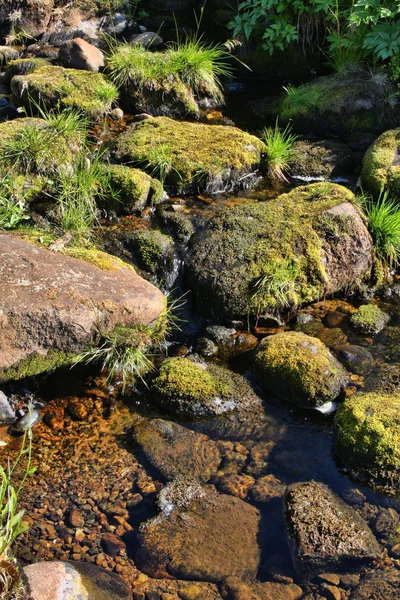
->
xmin=11 ymin=66 xmax=118 ymax=120
xmin=350 ymin=304 xmax=390 ymax=335
xmin=5 ymin=58 xmax=52 ymax=82
xmin=252 ymin=331 xmax=349 ymax=409
xmin=0 ymin=117 xmax=81 ymax=177
xmin=151 ymin=356 xmax=262 ymax=417
xmin=277 ymin=70 xmax=400 ymax=139
xmin=115 ymin=116 xmax=266 ymax=194
xmin=290 ymin=139 xmax=357 ymax=179
xmin=360 ymin=129 xmax=400 ymax=195
xmin=335 ymin=392 xmax=400 ymax=491
xmin=105 ymin=165 xmax=164 ymax=214
xmin=186 ymin=183 xmax=373 ymax=319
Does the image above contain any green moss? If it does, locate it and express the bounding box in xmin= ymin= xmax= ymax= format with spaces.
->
xmin=360 ymin=129 xmax=400 ymax=195
xmin=335 ymin=392 xmax=400 ymax=491
xmin=0 ymin=349 xmax=76 ymax=383
xmin=127 ymin=230 xmax=174 ymax=274
xmin=10 ymin=66 xmax=118 ymax=120
xmin=252 ymin=331 xmax=348 ymax=408
xmin=151 ymin=356 xmax=260 ymax=416
xmin=5 ymin=58 xmax=51 ymax=80
xmin=350 ymin=304 xmax=390 ymax=335
xmin=115 ymin=116 xmax=266 ymax=193
xmin=187 ymin=182 xmax=362 ymax=318
xmin=106 ymin=165 xmax=164 ymax=214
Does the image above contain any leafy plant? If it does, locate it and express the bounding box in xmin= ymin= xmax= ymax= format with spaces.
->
xmin=0 ymin=177 xmax=30 ymax=230
xmin=262 ymin=120 xmax=298 ymax=181
xmin=358 ymin=189 xmax=400 ymax=267
xmin=363 ymin=21 xmax=400 ymax=60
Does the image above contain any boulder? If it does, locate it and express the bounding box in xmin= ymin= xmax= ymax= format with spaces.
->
xmin=252 ymin=332 xmax=349 ymax=409
xmin=131 ymin=418 xmax=221 ymax=482
xmin=350 ymin=304 xmax=390 ymax=335
xmin=136 ymin=479 xmax=261 ymax=582
xmin=284 ymin=481 xmax=381 ymax=581
xmin=331 ymin=345 xmax=374 ymax=375
xmin=115 ymin=117 xmax=266 ymax=193
xmin=59 ymin=38 xmax=105 ymax=72
xmin=150 ymin=357 xmax=263 ymax=417
xmin=291 ymin=139 xmax=357 ymax=180
xmin=361 ymin=128 xmax=400 ymax=195
xmin=335 ymin=392 xmax=400 ymax=492
xmin=11 ymin=66 xmax=117 ymax=119
xmin=186 ymin=183 xmax=373 ymax=319
xmin=23 ymin=560 xmax=131 ymax=600
xmin=350 ymin=568 xmax=400 ymax=599
xmin=104 ymin=165 xmax=164 ymax=214
xmin=0 ymin=234 xmax=165 ymax=383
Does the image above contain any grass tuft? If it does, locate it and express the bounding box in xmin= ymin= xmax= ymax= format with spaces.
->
xmin=263 ymin=120 xmax=298 ymax=181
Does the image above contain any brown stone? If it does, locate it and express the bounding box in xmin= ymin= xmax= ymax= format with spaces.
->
xmin=101 ymin=533 xmax=126 ymax=557
xmin=217 ymin=474 xmax=255 ymax=500
xmin=250 ymin=474 xmax=285 ymax=503
xmin=0 ymin=234 xmax=165 ymax=381
xmin=220 ymin=576 xmax=303 ymax=600
xmin=66 ymin=507 xmax=84 ymax=528
xmin=321 ymin=584 xmax=342 ymax=600
xmin=59 ymin=38 xmax=104 ymax=71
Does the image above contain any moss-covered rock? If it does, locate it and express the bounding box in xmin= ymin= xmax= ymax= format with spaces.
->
xmin=115 ymin=117 xmax=266 ymax=193
xmin=105 ymin=165 xmax=164 ymax=214
xmin=5 ymin=58 xmax=52 ymax=82
xmin=0 ymin=117 xmax=82 ymax=176
xmin=276 ymin=70 xmax=400 ymax=139
xmin=151 ymin=356 xmax=262 ymax=417
xmin=360 ymin=129 xmax=400 ymax=195
xmin=335 ymin=392 xmax=400 ymax=491
xmin=187 ymin=183 xmax=373 ymax=319
xmin=350 ymin=304 xmax=390 ymax=335
xmin=11 ymin=66 xmax=118 ymax=119
xmin=252 ymin=331 xmax=349 ymax=409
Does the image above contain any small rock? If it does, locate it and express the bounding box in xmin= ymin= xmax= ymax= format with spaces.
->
xmin=59 ymin=38 xmax=104 ymax=72
xmin=66 ymin=507 xmax=85 ymax=528
xmin=321 ymin=584 xmax=341 ymax=600
xmin=318 ymin=574 xmax=341 ymax=586
xmin=0 ymin=390 xmax=15 ymax=423
xmin=178 ymin=585 xmax=201 ymax=600
xmin=350 ymin=304 xmax=390 ymax=335
xmin=220 ymin=576 xmax=303 ymax=600
xmin=111 ymin=107 xmax=124 ymax=120
xmin=101 ymin=533 xmax=126 ymax=557
xmin=340 ymin=573 xmax=360 ymax=589
xmin=332 ymin=345 xmax=374 ymax=375
xmin=129 ymin=32 xmax=163 ymax=48
xmin=12 ymin=408 xmax=41 ymax=433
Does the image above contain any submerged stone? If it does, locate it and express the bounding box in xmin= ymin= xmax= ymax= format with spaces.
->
xmin=220 ymin=577 xmax=302 ymax=600
xmin=284 ymin=481 xmax=381 ymax=582
xmin=115 ymin=116 xmax=265 ymax=193
xmin=136 ymin=479 xmax=261 ymax=582
xmin=350 ymin=568 xmax=400 ymax=599
xmin=131 ymin=417 xmax=221 ymax=482
xmin=0 ymin=234 xmax=165 ymax=383
xmin=187 ymin=183 xmax=373 ymax=319
xmin=335 ymin=392 xmax=400 ymax=492
xmin=332 ymin=344 xmax=374 ymax=375
xmin=252 ymin=331 xmax=349 ymax=409
xmin=150 ymin=356 xmax=263 ymax=417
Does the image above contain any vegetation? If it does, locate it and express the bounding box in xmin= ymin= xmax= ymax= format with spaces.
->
xmin=358 ymin=190 xmax=400 ymax=268
xmin=350 ymin=303 xmax=390 ymax=335
xmin=262 ymin=120 xmax=298 ymax=181
xmin=0 ymin=177 xmax=30 ymax=230
xmin=360 ymin=129 xmax=400 ymax=196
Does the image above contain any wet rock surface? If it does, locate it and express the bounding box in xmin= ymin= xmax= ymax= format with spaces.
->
xmin=131 ymin=418 xmax=221 ymax=482
xmin=284 ymin=481 xmax=382 ymax=581
xmin=350 ymin=568 xmax=400 ymax=599
xmin=220 ymin=576 xmax=303 ymax=600
xmin=136 ymin=479 xmax=261 ymax=582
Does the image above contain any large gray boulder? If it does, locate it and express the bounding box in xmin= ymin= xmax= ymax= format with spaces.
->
xmin=0 ymin=234 xmax=165 ymax=382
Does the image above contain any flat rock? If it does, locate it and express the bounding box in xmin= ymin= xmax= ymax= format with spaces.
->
xmin=136 ymin=479 xmax=260 ymax=582
xmin=0 ymin=234 xmax=165 ymax=382
xmin=23 ymin=560 xmax=131 ymax=599
xmin=220 ymin=576 xmax=302 ymax=600
xmin=132 ymin=417 xmax=221 ymax=482
xmin=284 ymin=481 xmax=381 ymax=581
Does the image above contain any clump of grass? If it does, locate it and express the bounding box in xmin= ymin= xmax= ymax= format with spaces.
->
xmin=1 ymin=124 xmax=56 ymax=176
xmin=142 ymin=144 xmax=182 ymax=183
xmin=263 ymin=120 xmax=298 ymax=181
xmin=358 ymin=189 xmax=400 ymax=268
xmin=251 ymin=259 xmax=300 ymax=317
xmin=54 ymin=152 xmax=119 ymax=235
xmin=44 ymin=109 xmax=88 ymax=140
xmin=0 ymin=177 xmax=30 ymax=230
xmin=94 ymin=82 xmax=119 ymax=107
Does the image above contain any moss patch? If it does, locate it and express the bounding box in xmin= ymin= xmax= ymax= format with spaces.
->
xmin=350 ymin=304 xmax=390 ymax=335
xmin=252 ymin=331 xmax=348 ymax=408
xmin=10 ymin=66 xmax=118 ymax=120
xmin=360 ymin=129 xmax=400 ymax=195
xmin=115 ymin=117 xmax=266 ymax=193
xmin=5 ymin=58 xmax=52 ymax=81
xmin=187 ymin=182 xmax=369 ymax=318
xmin=106 ymin=165 xmax=164 ymax=214
xmin=151 ymin=356 xmax=261 ymax=416
xmin=0 ymin=349 xmax=76 ymax=383
xmin=335 ymin=392 xmax=400 ymax=491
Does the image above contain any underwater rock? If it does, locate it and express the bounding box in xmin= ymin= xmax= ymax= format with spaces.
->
xmin=350 ymin=568 xmax=400 ymax=599
xmin=220 ymin=576 xmax=302 ymax=600
xmin=252 ymin=331 xmax=349 ymax=409
xmin=284 ymin=481 xmax=381 ymax=582
xmin=132 ymin=418 xmax=221 ymax=482
xmin=361 ymin=128 xmax=400 ymax=195
xmin=0 ymin=234 xmax=165 ymax=383
xmin=23 ymin=560 xmax=131 ymax=600
xmin=136 ymin=479 xmax=261 ymax=582
xmin=187 ymin=183 xmax=373 ymax=319
xmin=59 ymin=38 xmax=105 ymax=72
xmin=115 ymin=116 xmax=265 ymax=193
xmin=150 ymin=356 xmax=263 ymax=417
xmin=332 ymin=345 xmax=374 ymax=375
xmin=291 ymin=138 xmax=357 ymax=180
xmin=335 ymin=392 xmax=400 ymax=492
xmin=350 ymin=304 xmax=390 ymax=335
xmin=12 ymin=408 xmax=42 ymax=433
xmin=376 ymin=327 xmax=400 ymax=362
